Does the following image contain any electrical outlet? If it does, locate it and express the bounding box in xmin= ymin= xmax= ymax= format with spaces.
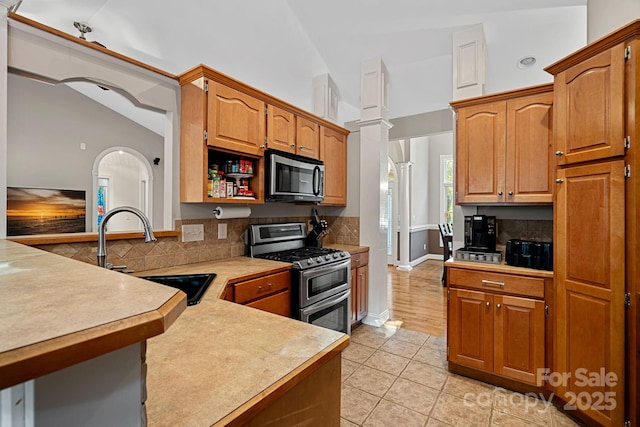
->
xmin=181 ymin=224 xmax=204 ymax=242
xmin=218 ymin=223 xmax=228 ymax=239
xmin=423 ymin=243 xmax=427 ymax=250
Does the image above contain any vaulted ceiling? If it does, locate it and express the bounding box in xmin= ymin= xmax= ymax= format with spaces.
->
xmin=14 ymin=0 xmax=588 ymax=124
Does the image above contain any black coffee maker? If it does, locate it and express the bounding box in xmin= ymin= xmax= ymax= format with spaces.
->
xmin=464 ymin=215 xmax=497 ymax=252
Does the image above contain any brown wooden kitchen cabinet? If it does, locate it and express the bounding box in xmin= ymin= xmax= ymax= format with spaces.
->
xmin=552 ymin=161 xmax=626 ymax=426
xmin=320 ymin=126 xmax=348 ymax=206
xmin=350 ymin=250 xmax=369 ymax=326
xmin=229 ymin=270 xmax=291 ymax=317
xmin=451 ymin=84 xmax=553 ymax=204
xmin=447 ymin=267 xmax=546 ymax=386
xmin=545 ymin=24 xmax=640 ymax=426
xmin=208 ymin=82 xmax=266 ymax=156
xmin=552 ymin=43 xmax=625 ymax=166
xmin=179 ymin=64 xmax=349 ymax=205
xmin=266 ymin=104 xmax=296 ymax=154
xmin=296 ymin=116 xmax=320 ymax=159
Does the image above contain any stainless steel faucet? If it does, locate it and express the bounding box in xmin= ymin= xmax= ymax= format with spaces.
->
xmin=97 ymin=206 xmax=156 ymax=268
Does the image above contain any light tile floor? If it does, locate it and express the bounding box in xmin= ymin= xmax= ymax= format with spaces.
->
xmin=341 ymin=324 xmax=583 ymax=427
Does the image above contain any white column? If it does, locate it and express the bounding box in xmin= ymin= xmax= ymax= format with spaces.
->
xmin=358 ymin=58 xmax=391 ymax=327
xmin=359 ymin=118 xmax=392 ymax=327
xmin=396 ymin=161 xmax=412 ymax=271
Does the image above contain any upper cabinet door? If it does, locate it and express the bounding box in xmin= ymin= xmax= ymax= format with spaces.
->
xmin=456 ymin=101 xmax=507 ymax=204
xmin=553 ymin=43 xmax=625 ymax=165
xmin=266 ymin=105 xmax=296 ymax=154
xmin=505 ymin=92 xmax=554 ymax=203
xmin=296 ymin=116 xmax=320 ymax=159
xmin=207 ymin=82 xmax=266 ymax=156
xmin=320 ymin=126 xmax=347 ymax=206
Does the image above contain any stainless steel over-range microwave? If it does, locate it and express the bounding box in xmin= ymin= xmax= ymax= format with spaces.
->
xmin=264 ymin=149 xmax=324 ymax=203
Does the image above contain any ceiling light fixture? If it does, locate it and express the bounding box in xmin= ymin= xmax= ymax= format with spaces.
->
xmin=517 ymin=56 xmax=537 ymax=69
xmin=73 ymin=21 xmax=92 ymax=40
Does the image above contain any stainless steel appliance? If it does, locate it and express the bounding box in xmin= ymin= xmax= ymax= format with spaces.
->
xmin=246 ymin=222 xmax=351 ymax=334
xmin=264 ymin=150 xmax=324 ymax=203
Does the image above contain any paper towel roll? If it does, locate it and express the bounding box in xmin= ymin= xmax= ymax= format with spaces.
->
xmin=213 ymin=206 xmax=251 ymax=219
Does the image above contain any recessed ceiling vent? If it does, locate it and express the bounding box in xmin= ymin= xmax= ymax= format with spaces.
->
xmin=516 ymin=56 xmax=537 ymax=69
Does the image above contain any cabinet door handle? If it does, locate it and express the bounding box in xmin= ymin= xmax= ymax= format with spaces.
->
xmin=482 ymin=279 xmax=505 ymax=287
xmin=290 ymin=143 xmax=296 ymax=148
xmin=497 ymin=191 xmax=503 ymax=196
xmin=496 ymin=303 xmax=502 ymax=310
xmin=258 ymin=283 xmax=274 ymax=291
xmin=556 ymin=178 xmax=564 ymax=183
xmin=485 ymin=301 xmax=490 ymax=308
xmin=555 ymin=151 xmax=564 ymax=156
xmin=508 ymin=191 xmax=513 ymax=196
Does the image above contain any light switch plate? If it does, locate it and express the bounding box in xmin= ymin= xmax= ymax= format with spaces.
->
xmin=218 ymin=223 xmax=228 ymax=239
xmin=181 ymin=224 xmax=204 ymax=242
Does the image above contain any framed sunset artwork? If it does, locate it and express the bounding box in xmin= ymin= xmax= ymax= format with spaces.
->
xmin=7 ymin=187 xmax=86 ymax=236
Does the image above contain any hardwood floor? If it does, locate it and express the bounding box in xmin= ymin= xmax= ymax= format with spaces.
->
xmin=386 ymin=260 xmax=448 ymax=337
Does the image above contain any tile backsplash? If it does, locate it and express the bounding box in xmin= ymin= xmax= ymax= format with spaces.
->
xmin=34 ymin=215 xmax=360 ymax=271
xmin=496 ymin=219 xmax=553 ymax=246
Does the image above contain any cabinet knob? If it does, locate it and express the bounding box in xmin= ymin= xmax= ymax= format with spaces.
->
xmin=497 ymin=191 xmax=503 ymax=196
xmin=260 ymin=145 xmax=266 ymax=149
xmin=508 ymin=191 xmax=513 ymax=196
xmin=290 ymin=143 xmax=295 ymax=148
xmin=555 ymin=151 xmax=564 ymax=156
xmin=556 ymin=178 xmax=564 ymax=183
xmin=485 ymin=302 xmax=490 ymax=308
xmin=496 ymin=303 xmax=502 ymax=309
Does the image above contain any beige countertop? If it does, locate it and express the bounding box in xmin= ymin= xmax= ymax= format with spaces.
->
xmin=136 ymin=257 xmax=350 ymax=427
xmin=0 ymin=239 xmax=186 ymax=390
xmin=445 ymin=258 xmax=554 ymax=279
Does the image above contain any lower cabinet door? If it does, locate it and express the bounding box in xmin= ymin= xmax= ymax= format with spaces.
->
xmin=246 ymin=290 xmax=291 ymax=317
xmin=493 ymin=295 xmax=545 ymax=385
xmin=448 ymin=288 xmax=493 ymax=372
xmin=356 ymin=265 xmax=368 ymax=321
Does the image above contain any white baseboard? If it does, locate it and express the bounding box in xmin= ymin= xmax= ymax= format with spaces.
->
xmin=362 ymin=309 xmax=390 ymax=327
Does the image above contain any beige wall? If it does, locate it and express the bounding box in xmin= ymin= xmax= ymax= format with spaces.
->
xmin=588 ymin=0 xmax=640 ymax=42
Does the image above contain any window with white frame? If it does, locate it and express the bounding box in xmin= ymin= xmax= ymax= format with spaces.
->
xmin=440 ymin=155 xmax=454 ymax=223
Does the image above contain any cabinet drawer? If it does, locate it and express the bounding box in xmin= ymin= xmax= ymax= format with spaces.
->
xmin=246 ymin=290 xmax=291 ymax=317
xmin=234 ymin=271 xmax=291 ymax=304
xmin=449 ymin=268 xmax=544 ymax=299
xmin=350 ymin=252 xmax=369 ymax=269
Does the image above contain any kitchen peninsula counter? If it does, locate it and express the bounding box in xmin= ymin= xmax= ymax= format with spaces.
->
xmin=0 ymin=239 xmax=186 ymax=390
xmin=135 ymin=257 xmax=350 ymax=426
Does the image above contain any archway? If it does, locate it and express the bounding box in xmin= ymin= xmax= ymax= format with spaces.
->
xmin=92 ymin=147 xmax=154 ymax=232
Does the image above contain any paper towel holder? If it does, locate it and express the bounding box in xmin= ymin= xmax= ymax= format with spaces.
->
xmin=212 ymin=206 xmax=252 ymax=220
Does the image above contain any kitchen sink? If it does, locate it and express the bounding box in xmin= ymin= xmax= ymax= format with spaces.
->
xmin=139 ymin=273 xmax=216 ymax=306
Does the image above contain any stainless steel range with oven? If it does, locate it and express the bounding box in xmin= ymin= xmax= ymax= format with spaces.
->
xmin=246 ymin=222 xmax=351 ymax=335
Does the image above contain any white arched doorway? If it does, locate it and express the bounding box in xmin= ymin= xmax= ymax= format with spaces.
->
xmin=92 ymin=147 xmax=154 ymax=232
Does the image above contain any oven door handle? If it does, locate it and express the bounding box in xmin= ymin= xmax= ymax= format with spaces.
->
xmin=301 ymin=258 xmax=351 ymax=279
xmin=313 ymin=165 xmax=321 ymax=196
xmin=303 ymin=289 xmax=350 ymax=315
